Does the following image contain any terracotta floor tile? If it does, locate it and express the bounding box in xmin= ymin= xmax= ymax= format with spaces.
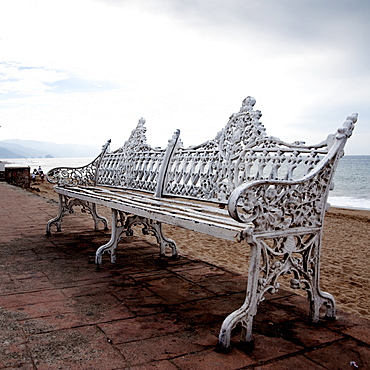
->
xmin=1 ymin=182 xmax=370 ymax=369
xmin=342 ymin=321 xmax=370 ymax=345
xmin=179 ymin=294 xmax=246 ymax=326
xmin=254 ymin=354 xmax=326 ymax=369
xmin=278 ymin=320 xmax=343 ymax=348
xmin=122 ymin=294 xmax=169 ymax=316
xmin=69 ymin=293 xmax=136 ymax=325
xmin=19 ymin=312 xmax=90 ymax=334
xmin=7 ymin=298 xmax=75 ymax=320
xmin=26 ymin=325 xmax=127 ymax=369
xmin=304 ymin=339 xmax=370 ymax=369
xmin=0 ymin=290 xmax=66 ymax=309
xmin=128 ymin=360 xmax=179 ymax=369
xmin=115 ymin=331 xmax=216 ymax=366
xmin=171 ymin=347 xmax=255 ymax=370
xmin=139 ymin=276 xmax=215 ymax=304
xmin=175 ymin=265 xmax=247 ymax=295
xmin=99 ymin=312 xmax=187 ymax=344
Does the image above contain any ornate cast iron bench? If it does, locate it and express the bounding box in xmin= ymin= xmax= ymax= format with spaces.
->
xmin=46 ymin=97 xmax=357 ymax=349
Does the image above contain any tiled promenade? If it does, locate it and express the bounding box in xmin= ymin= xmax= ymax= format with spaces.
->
xmin=0 ymin=181 xmax=369 ymax=369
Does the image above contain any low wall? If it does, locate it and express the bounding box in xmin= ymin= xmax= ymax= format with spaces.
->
xmin=0 ymin=162 xmax=4 ymax=182
xmin=4 ymin=167 xmax=30 ymax=188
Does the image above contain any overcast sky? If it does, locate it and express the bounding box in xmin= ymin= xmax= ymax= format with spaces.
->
xmin=1 ymin=0 xmax=369 ymax=154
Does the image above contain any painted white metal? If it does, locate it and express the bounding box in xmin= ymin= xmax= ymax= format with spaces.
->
xmin=46 ymin=98 xmax=357 ymax=349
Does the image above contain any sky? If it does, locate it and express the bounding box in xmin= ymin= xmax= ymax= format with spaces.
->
xmin=0 ymin=0 xmax=369 ymax=154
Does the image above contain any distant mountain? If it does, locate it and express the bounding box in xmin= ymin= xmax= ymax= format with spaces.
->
xmin=0 ymin=140 xmax=101 ymax=158
xmin=0 ymin=147 xmax=24 ymax=158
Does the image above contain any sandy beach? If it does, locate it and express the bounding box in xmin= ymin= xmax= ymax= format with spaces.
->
xmin=28 ymin=180 xmax=370 ymax=321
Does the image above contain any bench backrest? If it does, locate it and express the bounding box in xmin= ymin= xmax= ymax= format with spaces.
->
xmin=96 ymin=118 xmax=180 ymax=194
xmin=47 ymin=96 xmax=356 ymax=216
xmin=162 ymin=97 xmax=342 ymax=205
xmin=46 ymin=117 xmax=181 ymax=192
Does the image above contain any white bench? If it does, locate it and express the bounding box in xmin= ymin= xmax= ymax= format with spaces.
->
xmin=46 ymin=97 xmax=357 ymax=349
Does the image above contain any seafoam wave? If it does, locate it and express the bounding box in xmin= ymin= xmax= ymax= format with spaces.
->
xmin=328 ymin=196 xmax=370 ymax=211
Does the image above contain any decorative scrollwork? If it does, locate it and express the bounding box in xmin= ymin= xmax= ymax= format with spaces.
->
xmin=47 ymin=140 xmax=111 ymax=186
xmin=95 ymin=119 xmax=180 ymax=194
xmin=95 ymin=211 xmax=177 ymax=264
xmin=46 ymin=194 xmax=108 ymax=234
xmin=116 ymin=117 xmax=152 ymax=153
xmin=218 ymin=96 xmax=266 ymax=160
xmin=257 ymin=234 xmax=318 ymax=297
xmin=228 ymin=162 xmax=335 ymax=233
xmin=257 ymin=231 xmax=335 ymax=319
xmin=164 ymin=96 xmax=333 ymax=204
xmin=124 ymin=215 xmax=178 ymax=258
xmin=218 ymin=231 xmax=336 ymax=348
xmin=228 ymin=112 xmax=358 ymax=234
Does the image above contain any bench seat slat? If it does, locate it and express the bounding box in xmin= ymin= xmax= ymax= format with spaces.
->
xmin=60 ymin=186 xmax=236 ymax=225
xmin=55 ymin=185 xmax=250 ymax=241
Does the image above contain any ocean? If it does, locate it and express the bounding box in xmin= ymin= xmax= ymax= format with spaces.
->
xmin=327 ymin=155 xmax=370 ymax=210
xmin=1 ymin=155 xmax=370 ymax=211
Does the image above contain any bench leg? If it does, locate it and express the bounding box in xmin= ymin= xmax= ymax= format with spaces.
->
xmin=140 ymin=219 xmax=178 ymax=258
xmin=218 ymin=240 xmax=261 ymax=349
xmin=46 ymin=194 xmax=66 ymax=235
xmin=217 ymin=232 xmax=336 ymax=349
xmin=46 ymin=194 xmax=108 ymax=235
xmin=91 ymin=203 xmax=109 ymax=231
xmin=310 ymin=286 xmax=336 ymax=322
xmin=96 ymin=212 xmax=178 ymax=265
xmin=96 ymin=209 xmax=123 ymax=265
xmin=308 ymin=232 xmax=336 ymax=322
xmin=124 ymin=215 xmax=177 ymax=258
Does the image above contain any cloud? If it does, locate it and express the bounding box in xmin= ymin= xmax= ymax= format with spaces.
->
xmin=0 ymin=62 xmax=68 ymax=96
xmin=115 ymin=0 xmax=370 ymax=76
xmin=0 ymin=0 xmax=368 ymax=154
xmin=138 ymin=0 xmax=370 ymax=42
xmin=0 ymin=62 xmax=118 ymax=97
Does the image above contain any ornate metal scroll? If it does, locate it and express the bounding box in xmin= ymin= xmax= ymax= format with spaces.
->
xmin=46 ymin=194 xmax=108 ymax=235
xmin=228 ymin=164 xmax=333 ymax=234
xmin=218 ymin=96 xmax=266 ymax=160
xmin=95 ymin=118 xmax=174 ymax=193
xmin=218 ymin=230 xmax=335 ymax=348
xmin=46 ymin=140 xmax=111 ymax=186
xmin=122 ymin=117 xmax=151 ymax=152
xmin=164 ymin=97 xmax=331 ymax=204
xmin=124 ymin=215 xmax=177 ymax=258
xmin=228 ymin=113 xmax=358 ymax=234
xmin=46 ymin=119 xmax=181 ymax=240
xmin=95 ymin=210 xmax=177 ymax=265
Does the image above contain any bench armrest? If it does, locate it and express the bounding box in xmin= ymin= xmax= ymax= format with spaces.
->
xmin=227 ymin=177 xmax=327 ymax=234
xmin=47 ymin=162 xmax=97 ymax=186
xmin=46 ymin=140 xmax=111 ymax=186
xmin=228 ymin=112 xmax=357 ymax=233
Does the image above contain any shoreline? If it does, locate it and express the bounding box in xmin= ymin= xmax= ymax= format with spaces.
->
xmin=25 ymin=181 xmax=370 ymax=321
xmin=327 ymin=206 xmax=370 ymax=220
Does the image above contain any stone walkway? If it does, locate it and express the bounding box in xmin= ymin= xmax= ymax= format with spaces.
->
xmin=0 ymin=181 xmax=369 ymax=369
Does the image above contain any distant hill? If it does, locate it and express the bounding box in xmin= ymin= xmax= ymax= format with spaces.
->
xmin=0 ymin=140 xmax=101 ymax=158
xmin=0 ymin=147 xmax=24 ymax=158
